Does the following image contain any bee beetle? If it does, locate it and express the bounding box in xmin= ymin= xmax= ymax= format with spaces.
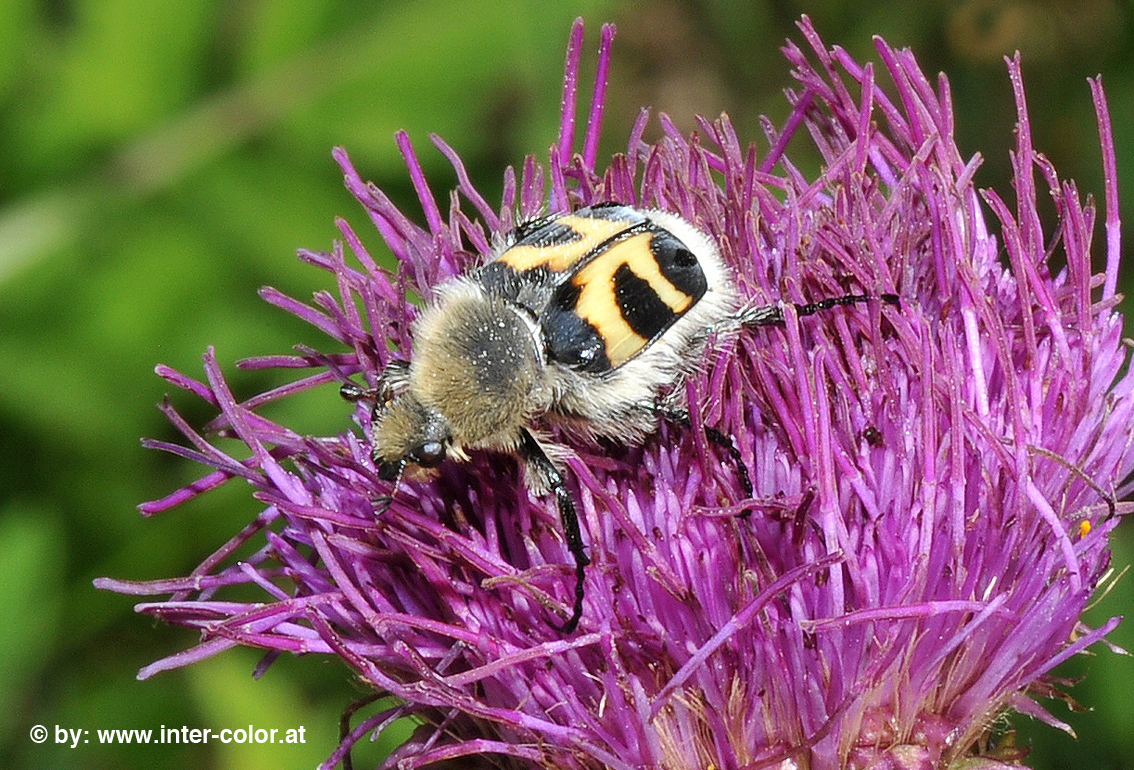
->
xmin=344 ymin=202 xmax=896 ymax=633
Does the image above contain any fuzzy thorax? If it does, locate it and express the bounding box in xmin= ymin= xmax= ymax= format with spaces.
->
xmin=376 ymin=279 xmax=551 ymax=465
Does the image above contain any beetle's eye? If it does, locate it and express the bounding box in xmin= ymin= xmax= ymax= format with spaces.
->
xmin=413 ymin=441 xmax=446 ymax=467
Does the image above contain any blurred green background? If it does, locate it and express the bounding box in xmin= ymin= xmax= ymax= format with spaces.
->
xmin=2 ymin=1 xmax=1131 ymax=768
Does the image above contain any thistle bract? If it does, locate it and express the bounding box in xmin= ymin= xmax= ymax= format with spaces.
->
xmin=98 ymin=16 xmax=1132 ymax=770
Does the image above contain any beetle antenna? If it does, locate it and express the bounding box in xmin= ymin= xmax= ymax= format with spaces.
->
xmin=738 ymin=292 xmax=899 ymax=328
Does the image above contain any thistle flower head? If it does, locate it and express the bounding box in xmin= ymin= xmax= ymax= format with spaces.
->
xmin=99 ymin=17 xmax=1133 ymax=770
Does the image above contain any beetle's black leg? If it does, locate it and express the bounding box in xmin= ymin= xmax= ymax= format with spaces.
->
xmin=648 ymin=402 xmax=753 ymax=501
xmin=519 ymin=429 xmax=588 ymax=634
xmin=339 ymin=381 xmax=375 ymax=404
xmin=738 ymin=292 xmax=900 ymax=329
xmin=341 ymin=359 xmax=410 ymax=409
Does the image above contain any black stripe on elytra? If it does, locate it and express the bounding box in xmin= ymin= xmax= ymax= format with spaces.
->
xmin=649 ymin=228 xmax=708 ymax=301
xmin=516 ymin=218 xmax=655 ymax=279
xmin=542 ymin=281 xmax=612 ymax=373
xmin=613 ymin=262 xmax=678 ymax=341
xmin=513 ymin=218 xmax=583 ymax=249
xmin=510 ymin=209 xmax=657 ymax=279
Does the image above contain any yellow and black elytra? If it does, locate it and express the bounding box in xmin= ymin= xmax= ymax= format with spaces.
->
xmin=478 ymin=204 xmax=725 ymax=378
xmin=344 ymin=202 xmax=897 ymax=633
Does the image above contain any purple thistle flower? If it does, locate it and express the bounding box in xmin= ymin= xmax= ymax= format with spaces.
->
xmin=97 ymin=16 xmax=1133 ymax=770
